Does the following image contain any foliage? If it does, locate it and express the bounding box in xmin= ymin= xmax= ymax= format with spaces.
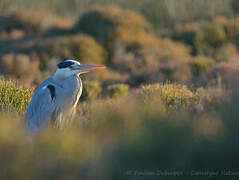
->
xmin=0 ymin=10 xmax=72 ymax=37
xmin=0 ymin=79 xmax=234 ymax=180
xmin=0 ymin=0 xmax=234 ymax=30
xmin=214 ymin=43 xmax=239 ymax=62
xmin=1 ymin=53 xmax=40 ymax=86
xmin=139 ymin=83 xmax=199 ymax=109
xmin=232 ymin=0 xmax=239 ymax=14
xmin=75 ymin=6 xmax=194 ymax=85
xmin=1 ymin=2 xmax=239 ymax=179
xmin=199 ymin=23 xmax=228 ymax=49
xmin=172 ymin=16 xmax=239 ymax=57
xmin=191 ymin=56 xmax=216 ymax=76
xmin=41 ymin=34 xmax=107 ymax=65
xmin=75 ymin=5 xmax=150 ymax=51
xmin=86 ymin=69 xmax=128 ymax=85
xmin=81 ymin=81 xmax=102 ymax=101
xmin=0 ymin=79 xmax=33 ymax=114
xmin=1 ymin=5 xmax=239 ymax=88
xmin=106 ymin=83 xmax=129 ymax=99
xmin=198 ymin=62 xmax=239 ymax=88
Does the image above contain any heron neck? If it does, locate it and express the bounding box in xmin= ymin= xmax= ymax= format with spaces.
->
xmin=53 ymin=74 xmax=80 ymax=85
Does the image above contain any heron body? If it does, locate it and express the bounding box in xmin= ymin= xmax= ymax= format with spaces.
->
xmin=24 ymin=60 xmax=105 ymax=133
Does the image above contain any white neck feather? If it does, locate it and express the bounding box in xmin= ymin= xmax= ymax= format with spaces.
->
xmin=53 ymin=68 xmax=79 ymax=81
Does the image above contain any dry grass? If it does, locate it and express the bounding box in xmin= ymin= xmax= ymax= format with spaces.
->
xmin=0 ymin=78 xmax=236 ymax=180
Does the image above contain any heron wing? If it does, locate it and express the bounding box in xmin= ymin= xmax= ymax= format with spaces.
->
xmin=24 ymin=85 xmax=57 ymax=133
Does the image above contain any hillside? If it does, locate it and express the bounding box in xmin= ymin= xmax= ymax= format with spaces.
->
xmin=1 ymin=1 xmax=239 ymax=179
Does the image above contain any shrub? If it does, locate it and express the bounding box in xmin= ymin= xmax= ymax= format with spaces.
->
xmin=201 ymin=23 xmax=227 ymax=48
xmin=195 ymin=23 xmax=227 ymax=56
xmin=214 ymin=43 xmax=239 ymax=62
xmin=106 ymin=83 xmax=129 ymax=99
xmin=0 ymin=10 xmax=73 ymax=35
xmin=41 ymin=34 xmax=107 ymax=65
xmin=157 ymin=38 xmax=192 ymax=63
xmin=222 ymin=20 xmax=239 ymax=42
xmin=76 ymin=6 xmax=191 ymax=63
xmin=111 ymin=37 xmax=193 ymax=85
xmin=0 ymin=12 xmax=41 ymax=34
xmin=75 ymin=6 xmax=150 ymax=49
xmin=112 ymin=39 xmax=191 ymax=85
xmin=232 ymin=0 xmax=239 ymax=15
xmin=85 ymin=68 xmax=129 ymax=85
xmin=0 ymin=79 xmax=232 ymax=180
xmin=81 ymin=81 xmax=102 ymax=101
xmin=77 ymin=6 xmax=196 ymax=85
xmin=196 ymin=87 xmax=228 ymax=108
xmin=0 ymin=0 xmax=233 ymax=29
xmin=147 ymin=0 xmax=232 ymax=28
xmin=172 ymin=16 xmax=239 ymax=56
xmin=191 ymin=56 xmax=216 ymax=76
xmin=1 ymin=53 xmax=40 ymax=86
xmin=139 ymin=83 xmax=199 ymax=109
xmin=0 ymin=6 xmax=194 ymax=86
xmin=198 ymin=62 xmax=239 ymax=88
xmin=0 ymin=79 xmax=33 ymax=114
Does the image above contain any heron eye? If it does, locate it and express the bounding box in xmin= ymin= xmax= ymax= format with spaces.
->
xmin=69 ymin=65 xmax=74 ymax=69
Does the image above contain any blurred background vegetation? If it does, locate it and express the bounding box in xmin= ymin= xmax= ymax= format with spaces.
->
xmin=1 ymin=0 xmax=239 ymax=179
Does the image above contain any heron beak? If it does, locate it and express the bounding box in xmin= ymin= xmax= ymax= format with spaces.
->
xmin=76 ymin=64 xmax=106 ymax=73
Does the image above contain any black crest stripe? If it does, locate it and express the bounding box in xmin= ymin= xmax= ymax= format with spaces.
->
xmin=57 ymin=61 xmax=74 ymax=69
xmin=47 ymin=85 xmax=56 ymax=100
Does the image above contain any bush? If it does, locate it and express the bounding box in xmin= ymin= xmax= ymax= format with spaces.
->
xmin=0 ymin=79 xmax=33 ymax=114
xmin=106 ymin=83 xmax=129 ymax=99
xmin=111 ymin=37 xmax=193 ymax=85
xmin=0 ymin=79 xmax=232 ymax=180
xmin=139 ymin=83 xmax=199 ymax=109
xmin=232 ymin=0 xmax=239 ymax=15
xmin=157 ymin=38 xmax=192 ymax=63
xmin=200 ymin=23 xmax=227 ymax=48
xmin=214 ymin=43 xmax=239 ymax=62
xmin=75 ymin=6 xmax=150 ymax=50
xmin=0 ymin=11 xmax=42 ymax=34
xmin=171 ymin=16 xmax=239 ymax=57
xmin=191 ymin=56 xmax=216 ymax=76
xmin=138 ymin=83 xmax=229 ymax=111
xmin=196 ymin=87 xmax=228 ymax=108
xmin=0 ymin=6 xmax=195 ymax=86
xmin=81 ymin=81 xmax=102 ymax=101
xmin=34 ymin=34 xmax=107 ymax=69
xmin=75 ymin=6 xmax=194 ymax=85
xmin=76 ymin=6 xmax=191 ymax=63
xmin=198 ymin=62 xmax=239 ymax=88
xmin=0 ymin=10 xmax=72 ymax=35
xmin=41 ymin=34 xmax=107 ymax=65
xmin=1 ymin=53 xmax=40 ymax=86
xmin=85 ymin=68 xmax=129 ymax=85
xmin=0 ymin=0 xmax=233 ymax=30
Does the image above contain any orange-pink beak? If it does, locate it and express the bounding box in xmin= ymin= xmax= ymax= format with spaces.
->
xmin=76 ymin=64 xmax=106 ymax=73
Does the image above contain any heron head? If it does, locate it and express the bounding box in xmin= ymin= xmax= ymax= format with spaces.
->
xmin=54 ymin=59 xmax=105 ymax=79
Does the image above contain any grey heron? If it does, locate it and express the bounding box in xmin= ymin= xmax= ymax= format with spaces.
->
xmin=24 ymin=59 xmax=105 ymax=133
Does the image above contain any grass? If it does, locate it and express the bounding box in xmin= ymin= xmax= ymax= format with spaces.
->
xmin=0 ymin=79 xmax=236 ymax=180
xmin=0 ymin=79 xmax=33 ymax=114
xmin=0 ymin=78 xmax=227 ymax=116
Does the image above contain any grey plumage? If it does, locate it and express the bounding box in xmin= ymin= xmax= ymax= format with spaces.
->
xmin=24 ymin=59 xmax=105 ymax=133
